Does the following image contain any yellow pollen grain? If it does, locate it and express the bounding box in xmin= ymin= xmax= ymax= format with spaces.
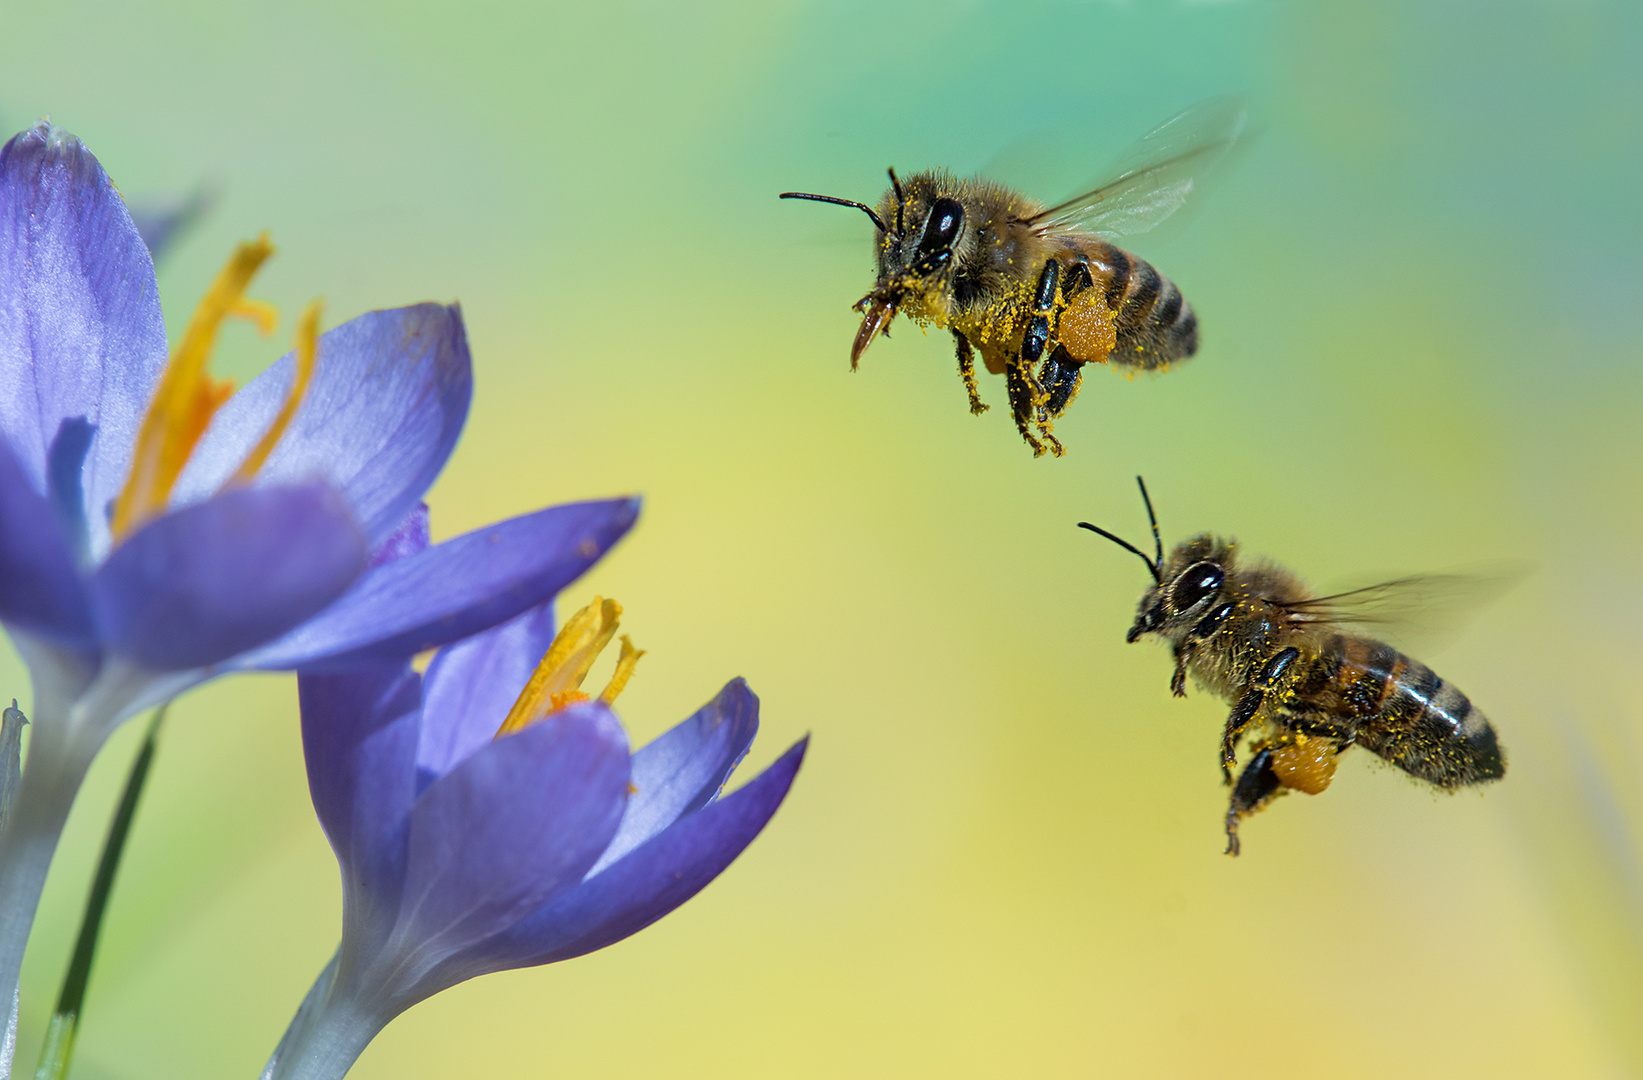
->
xmin=497 ymin=598 xmax=640 ymax=738
xmin=226 ymin=300 xmax=323 ymax=488
xmin=112 ymin=235 xmax=277 ymax=538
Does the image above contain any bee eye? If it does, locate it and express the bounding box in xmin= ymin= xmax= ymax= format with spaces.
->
xmin=1171 ymin=562 xmax=1224 ymax=612
xmin=917 ymin=198 xmax=964 ymax=254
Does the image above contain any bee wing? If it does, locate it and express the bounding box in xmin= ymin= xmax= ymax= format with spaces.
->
xmin=1277 ymin=568 xmax=1525 ymax=649
xmin=1020 ymin=96 xmax=1248 ymax=239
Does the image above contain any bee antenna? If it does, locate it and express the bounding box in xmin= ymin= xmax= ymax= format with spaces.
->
xmin=887 ymin=167 xmax=905 ymax=236
xmin=1135 ymin=476 xmax=1164 ymax=570
xmin=1077 ymin=522 xmax=1163 ymax=585
xmin=780 ymin=191 xmax=887 ymax=233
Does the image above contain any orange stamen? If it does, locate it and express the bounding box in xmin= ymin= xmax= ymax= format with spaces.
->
xmin=227 ymin=300 xmax=322 ymax=488
xmin=112 ymin=235 xmax=276 ymax=537
xmin=496 ymin=599 xmax=644 ymax=738
xmin=111 ymin=235 xmax=328 ymax=540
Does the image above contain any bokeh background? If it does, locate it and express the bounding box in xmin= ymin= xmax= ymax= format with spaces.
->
xmin=3 ymin=0 xmax=1642 ymax=1076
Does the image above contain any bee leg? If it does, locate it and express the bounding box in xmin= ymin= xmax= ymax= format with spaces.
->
xmin=953 ymin=331 xmax=988 ymax=415
xmin=1037 ymin=346 xmax=1084 ymax=421
xmin=1291 ymin=717 xmax=1354 ymax=743
xmin=1217 ymin=647 xmax=1301 ymax=781
xmin=1225 ymin=744 xmax=1283 ymax=857
xmin=1219 ymin=688 xmax=1265 ymax=782
xmin=1004 ymin=356 xmax=1047 ymax=456
xmin=1017 ymin=260 xmax=1065 ymax=456
xmin=1170 ymin=645 xmax=1192 ymax=697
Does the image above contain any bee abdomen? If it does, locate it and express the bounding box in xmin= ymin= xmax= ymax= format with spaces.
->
xmin=1348 ymin=645 xmax=1505 ymax=788
xmin=1087 ymin=243 xmax=1198 ymax=372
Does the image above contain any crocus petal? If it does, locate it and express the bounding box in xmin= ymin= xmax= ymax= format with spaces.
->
xmin=416 ymin=601 xmax=557 ymax=786
xmin=443 ymin=737 xmax=806 ymax=981
xmin=235 ymin=498 xmax=638 ymax=672
xmin=172 ymin=304 xmax=471 ymax=547
xmin=300 ymin=663 xmax=421 ymax=917
xmin=587 ymin=678 xmax=760 ymax=875
xmin=368 ymin=503 xmax=429 ymax=568
xmin=91 ymin=484 xmax=367 ymax=670
xmin=393 ymin=703 xmax=630 ymax=971
xmin=0 ymin=435 xmax=95 ymax=647
xmin=0 ymin=124 xmax=168 ymax=561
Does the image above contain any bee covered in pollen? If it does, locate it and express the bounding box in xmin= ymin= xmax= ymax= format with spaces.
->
xmin=781 ymin=98 xmax=1245 ymax=457
xmin=1079 ymin=478 xmax=1507 ymax=855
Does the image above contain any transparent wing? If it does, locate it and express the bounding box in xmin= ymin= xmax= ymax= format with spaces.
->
xmin=1020 ymin=96 xmax=1247 ymax=239
xmin=1277 ymin=567 xmax=1526 ymax=650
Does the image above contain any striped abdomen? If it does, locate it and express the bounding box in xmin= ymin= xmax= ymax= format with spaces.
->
xmin=1080 ymin=239 xmax=1198 ymax=371
xmin=1290 ymin=635 xmax=1505 ymax=788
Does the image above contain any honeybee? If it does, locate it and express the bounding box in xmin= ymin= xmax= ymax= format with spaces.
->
xmin=1080 ymin=478 xmax=1507 ymax=855
xmin=781 ymin=98 xmax=1244 ymax=457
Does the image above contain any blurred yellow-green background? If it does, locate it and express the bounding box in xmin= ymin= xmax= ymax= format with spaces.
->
xmin=4 ymin=0 xmax=1642 ymax=1076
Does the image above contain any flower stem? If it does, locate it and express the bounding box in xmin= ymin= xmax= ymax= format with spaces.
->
xmin=0 ymin=723 xmax=99 ymax=1044
xmin=0 ymin=660 xmax=146 ymax=1056
xmin=260 ymin=954 xmax=386 ymax=1080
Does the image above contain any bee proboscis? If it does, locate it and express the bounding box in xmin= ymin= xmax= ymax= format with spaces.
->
xmin=781 ymin=98 xmax=1245 ymax=457
xmin=1080 ymin=478 xmax=1506 ymax=855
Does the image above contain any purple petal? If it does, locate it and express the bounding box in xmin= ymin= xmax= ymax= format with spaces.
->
xmin=91 ymin=484 xmax=367 ymax=670
xmin=0 ymin=434 xmax=95 ymax=648
xmin=172 ymin=304 xmax=471 ymax=546
xmin=368 ymin=503 xmax=430 ymax=568
xmin=587 ymin=679 xmax=760 ymax=875
xmin=438 ymin=737 xmax=806 ymax=982
xmin=0 ymin=124 xmax=168 ymax=562
xmin=416 ymin=601 xmax=557 ymax=786
xmin=300 ymin=662 xmax=421 ymax=933
xmin=236 ymin=497 xmax=638 ymax=672
xmin=394 ymin=703 xmax=630 ymax=967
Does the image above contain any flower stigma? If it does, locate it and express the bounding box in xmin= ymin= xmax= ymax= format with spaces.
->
xmin=495 ymin=597 xmax=646 ymax=737
xmin=110 ymin=235 xmax=324 ymax=538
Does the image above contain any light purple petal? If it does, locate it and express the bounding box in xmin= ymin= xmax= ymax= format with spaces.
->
xmin=432 ymin=736 xmax=806 ymax=986
xmin=393 ymin=703 xmax=630 ymax=968
xmin=236 ymin=497 xmax=638 ymax=672
xmin=172 ymin=304 xmax=471 ymax=546
xmin=0 ymin=124 xmax=169 ymax=563
xmin=91 ymin=484 xmax=367 ymax=670
xmin=0 ymin=434 xmax=95 ymax=648
xmin=369 ymin=503 xmax=430 ymax=568
xmin=416 ymin=601 xmax=557 ymax=786
xmin=587 ymin=679 xmax=760 ymax=875
xmin=300 ymin=662 xmax=421 ymax=907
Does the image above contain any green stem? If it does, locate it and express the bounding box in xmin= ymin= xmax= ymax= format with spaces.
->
xmin=32 ymin=709 xmax=166 ymax=1080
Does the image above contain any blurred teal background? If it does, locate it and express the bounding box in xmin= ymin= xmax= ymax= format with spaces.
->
xmin=3 ymin=0 xmax=1642 ymax=1076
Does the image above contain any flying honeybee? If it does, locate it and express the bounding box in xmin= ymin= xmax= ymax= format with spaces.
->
xmin=1080 ymin=478 xmax=1507 ymax=855
xmin=781 ymin=98 xmax=1245 ymax=457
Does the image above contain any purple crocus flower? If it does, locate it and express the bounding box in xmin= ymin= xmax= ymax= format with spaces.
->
xmin=261 ymin=597 xmax=806 ymax=1080
xmin=0 ymin=123 xmax=637 ymax=1012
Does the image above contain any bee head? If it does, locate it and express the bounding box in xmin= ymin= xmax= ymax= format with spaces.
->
xmin=1078 ymin=479 xmax=1235 ymax=644
xmin=868 ymin=169 xmax=966 ymax=286
xmin=1131 ymin=537 xmax=1235 ymax=642
xmin=779 ymin=169 xmax=966 ymax=367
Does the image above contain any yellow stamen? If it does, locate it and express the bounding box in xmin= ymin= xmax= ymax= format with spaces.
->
xmin=113 ymin=235 xmax=276 ymax=538
xmin=227 ymin=300 xmax=322 ymax=487
xmin=495 ymin=598 xmax=645 ymax=738
xmin=230 ymin=297 xmax=280 ymax=337
xmin=600 ymin=635 xmax=645 ymax=705
xmin=110 ymin=235 xmax=327 ymax=540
